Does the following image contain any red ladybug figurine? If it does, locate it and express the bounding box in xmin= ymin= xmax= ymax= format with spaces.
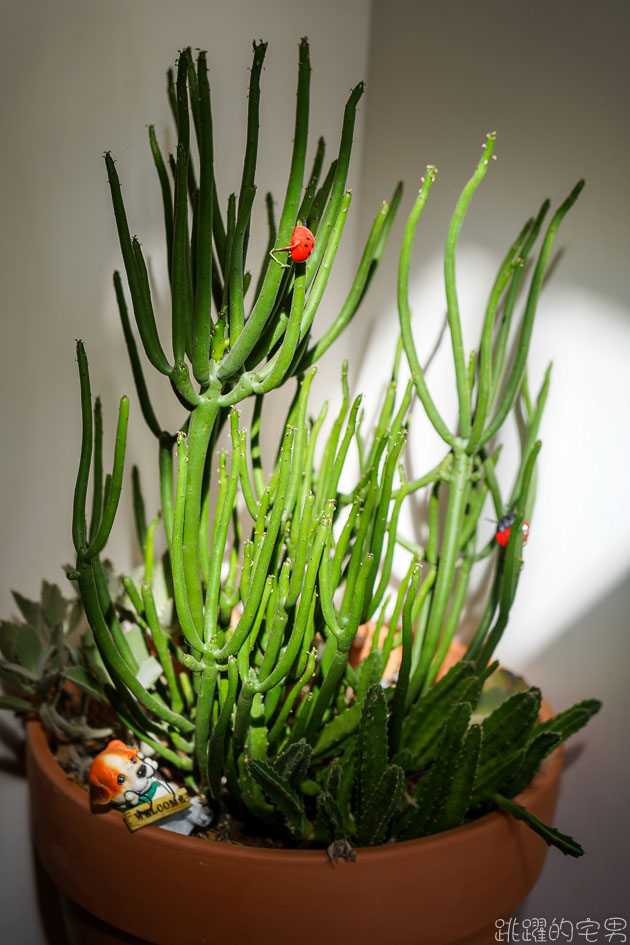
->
xmin=494 ymin=512 xmax=529 ymax=548
xmin=270 ymin=225 xmax=315 ymax=266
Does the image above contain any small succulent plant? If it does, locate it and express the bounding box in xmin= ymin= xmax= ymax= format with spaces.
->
xmin=1 ymin=40 xmax=600 ymax=860
xmin=0 ymin=579 xmax=112 ymax=740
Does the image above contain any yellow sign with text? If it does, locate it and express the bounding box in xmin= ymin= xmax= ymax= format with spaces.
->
xmin=123 ymin=788 xmax=191 ymax=833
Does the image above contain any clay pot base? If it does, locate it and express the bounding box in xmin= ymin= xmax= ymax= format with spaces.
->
xmin=57 ymin=894 xmax=513 ymax=945
xmin=27 ymin=719 xmax=563 ymax=945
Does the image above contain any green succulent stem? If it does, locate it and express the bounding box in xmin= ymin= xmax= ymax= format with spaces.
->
xmin=191 ymin=49 xmax=215 ymax=385
xmin=417 ymin=447 xmax=472 ymax=694
xmin=172 ymin=432 xmax=205 ymax=653
xmin=105 ymin=153 xmax=172 ymax=376
xmin=389 ymin=562 xmax=421 ymax=756
xmin=72 ymin=341 xmax=94 ymax=554
xmin=444 ymin=133 xmax=496 ymax=438
xmin=76 ymin=562 xmax=193 ymax=734
xmin=482 ymin=180 xmax=584 ymax=444
xmin=217 ymin=38 xmax=311 ymax=379
xmin=398 ymin=167 xmax=453 ymax=446
xmin=181 ymin=399 xmax=221 ymax=635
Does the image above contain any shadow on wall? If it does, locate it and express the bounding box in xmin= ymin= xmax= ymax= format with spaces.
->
xmin=514 ymin=568 xmax=630 ymax=921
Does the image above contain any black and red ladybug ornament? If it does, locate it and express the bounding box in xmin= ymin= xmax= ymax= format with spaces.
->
xmin=494 ymin=512 xmax=530 ymax=548
xmin=270 ymin=225 xmax=315 ymax=266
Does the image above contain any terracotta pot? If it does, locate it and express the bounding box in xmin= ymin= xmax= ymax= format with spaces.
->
xmin=26 ymin=711 xmax=563 ymax=945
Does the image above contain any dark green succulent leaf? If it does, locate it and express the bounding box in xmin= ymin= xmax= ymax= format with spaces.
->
xmin=402 ymin=660 xmax=477 ymax=768
xmin=459 ymin=676 xmax=483 ymax=714
xmin=357 ymin=763 xmax=404 ymax=846
xmin=357 ymin=684 xmax=388 ymax=822
xmin=273 ymin=738 xmax=313 ymax=786
xmin=493 ymin=792 xmax=584 ymax=857
xmin=48 ymin=625 xmax=67 ymax=672
xmin=534 ymin=699 xmax=602 ymax=743
xmin=312 ymin=701 xmax=361 ymax=759
xmin=64 ymin=666 xmax=107 ymax=702
xmin=317 ymin=790 xmax=346 ymax=842
xmin=36 ymin=647 xmax=52 ymax=679
xmin=500 ymin=731 xmax=562 ymax=798
xmin=327 ymin=763 xmax=342 ymax=795
xmin=473 ymin=746 xmax=526 ymax=800
xmin=336 ymin=743 xmax=356 ymax=819
xmin=65 ymin=597 xmax=85 ymax=636
xmin=0 ymin=694 xmax=36 ymax=713
xmin=237 ymin=754 xmax=276 ymax=821
xmin=471 ymin=666 xmax=530 ymax=723
xmin=477 ymin=687 xmax=541 ymax=779
xmin=0 ymin=621 xmax=20 ymax=661
xmin=404 ymin=701 xmax=472 ymax=838
xmin=311 ymin=656 xmax=384 ymax=763
xmin=64 ymin=642 xmax=80 ymax=665
xmin=41 ymin=581 xmax=67 ymax=630
xmin=354 ymin=650 xmax=383 ymax=704
xmin=39 ymin=702 xmax=113 ymax=741
xmin=11 ymin=592 xmax=43 ymax=637
xmin=248 ymin=757 xmax=305 ymax=832
xmin=434 ymin=722 xmax=482 ymax=832
xmin=0 ymin=663 xmax=38 ymax=695
xmin=15 ymin=626 xmax=42 ymax=675
xmin=391 ymin=747 xmax=412 ymax=772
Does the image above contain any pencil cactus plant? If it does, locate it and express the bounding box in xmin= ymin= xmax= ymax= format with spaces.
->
xmin=1 ymin=41 xmax=600 ymax=861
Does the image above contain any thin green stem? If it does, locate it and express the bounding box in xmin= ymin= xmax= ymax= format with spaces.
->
xmin=390 ymin=562 xmax=420 ymax=756
xmin=398 ymin=168 xmax=453 ymax=445
xmin=85 ymin=396 xmax=130 ymax=560
xmin=172 ymin=432 xmax=205 ymax=652
xmin=142 ymin=582 xmax=184 ymax=713
xmin=469 ymin=215 xmax=532 ymax=451
xmin=208 ymin=657 xmax=238 ymax=800
xmin=148 ymin=125 xmax=174 ymax=283
xmin=444 ymin=133 xmax=497 ymax=437
xmin=204 ymin=413 xmax=241 ymax=641
xmin=105 ymin=153 xmax=171 ymax=375
xmin=483 ymin=181 xmax=584 ymax=444
xmin=172 ymin=53 xmax=194 ymax=364
xmin=182 ymin=399 xmax=220 ymax=635
xmin=191 ymin=49 xmax=215 ymax=385
xmin=217 ymin=38 xmax=311 ymax=379
xmin=417 ymin=448 xmax=471 ymax=693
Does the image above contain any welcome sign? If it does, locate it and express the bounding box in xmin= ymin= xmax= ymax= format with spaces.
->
xmin=123 ymin=788 xmax=191 ymax=833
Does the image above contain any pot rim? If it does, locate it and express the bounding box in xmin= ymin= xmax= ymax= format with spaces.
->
xmin=25 ymin=697 xmax=563 ymax=864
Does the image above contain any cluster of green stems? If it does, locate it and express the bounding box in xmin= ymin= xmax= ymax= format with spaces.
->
xmin=68 ymin=41 xmax=583 ymax=812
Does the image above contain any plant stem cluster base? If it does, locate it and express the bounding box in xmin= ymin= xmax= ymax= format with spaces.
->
xmin=26 ymin=719 xmax=563 ymax=945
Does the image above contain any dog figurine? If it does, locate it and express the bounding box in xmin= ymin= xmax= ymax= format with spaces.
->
xmin=89 ymin=739 xmax=211 ymax=835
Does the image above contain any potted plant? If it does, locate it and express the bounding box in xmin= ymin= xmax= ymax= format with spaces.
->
xmin=1 ymin=40 xmax=599 ymax=945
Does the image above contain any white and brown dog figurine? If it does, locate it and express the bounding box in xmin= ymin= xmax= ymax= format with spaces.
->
xmin=89 ymin=739 xmax=211 ymax=835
